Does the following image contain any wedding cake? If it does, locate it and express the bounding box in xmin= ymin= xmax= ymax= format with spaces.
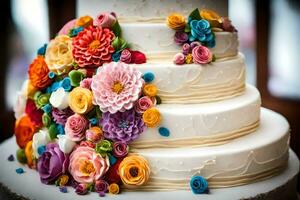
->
xmin=8 ymin=0 xmax=298 ymax=199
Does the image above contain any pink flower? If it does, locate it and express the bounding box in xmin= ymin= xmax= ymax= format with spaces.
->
xmin=94 ymin=12 xmax=117 ymax=28
xmin=182 ymin=43 xmax=191 ymax=55
xmin=91 ymin=62 xmax=144 ymax=113
xmin=192 ymin=45 xmax=213 ymax=64
xmin=135 ymin=96 xmax=153 ymax=113
xmin=69 ymin=146 xmax=110 ymax=184
xmin=173 ymin=53 xmax=185 ymax=65
xmin=65 ymin=114 xmax=88 ymax=142
xmin=58 ymin=19 xmax=76 ymax=35
xmin=80 ymin=78 xmax=93 ymax=89
xmin=120 ymin=49 xmax=131 ymax=64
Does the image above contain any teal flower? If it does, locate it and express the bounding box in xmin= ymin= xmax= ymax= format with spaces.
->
xmin=190 ymin=176 xmax=209 ymax=194
xmin=189 ymin=19 xmax=215 ymax=48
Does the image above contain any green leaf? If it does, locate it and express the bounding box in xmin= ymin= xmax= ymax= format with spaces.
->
xmin=184 ymin=23 xmax=191 ymax=33
xmin=111 ymin=20 xmax=122 ymax=37
xmin=188 ymin=8 xmax=201 ymax=21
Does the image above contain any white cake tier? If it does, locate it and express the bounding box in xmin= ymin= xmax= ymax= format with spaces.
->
xmin=131 ymin=85 xmax=260 ymax=149
xmin=130 ymin=108 xmax=290 ymax=190
xmin=122 ymin=23 xmax=238 ymax=58
xmin=133 ymin=53 xmax=245 ymax=104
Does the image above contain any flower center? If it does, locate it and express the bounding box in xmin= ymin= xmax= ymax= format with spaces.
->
xmin=112 ymin=81 xmax=124 ymax=94
xmin=129 ymin=167 xmax=139 ymax=177
xmin=118 ymin=120 xmax=129 ymax=129
xmin=79 ymin=160 xmax=95 ymax=175
xmin=89 ymin=40 xmax=101 ymax=49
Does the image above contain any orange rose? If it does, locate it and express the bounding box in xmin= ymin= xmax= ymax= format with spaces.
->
xmin=25 ymin=141 xmax=35 ymax=168
xmin=143 ymin=84 xmax=158 ymax=97
xmin=142 ymin=107 xmax=161 ymax=128
xmin=76 ymin=15 xmax=93 ymax=28
xmin=166 ymin=13 xmax=186 ymax=30
xmin=200 ymin=9 xmax=222 ymax=28
xmin=15 ymin=115 xmax=36 ymax=148
xmin=28 ymin=56 xmax=52 ymax=89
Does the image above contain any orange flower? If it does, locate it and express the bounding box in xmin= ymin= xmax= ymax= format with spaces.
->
xmin=76 ymin=15 xmax=93 ymax=28
xmin=200 ymin=9 xmax=222 ymax=28
xmin=166 ymin=13 xmax=186 ymax=30
xmin=28 ymin=56 xmax=52 ymax=89
xmin=143 ymin=84 xmax=158 ymax=97
xmin=142 ymin=107 xmax=161 ymax=128
xmin=25 ymin=141 xmax=35 ymax=168
xmin=15 ymin=115 xmax=36 ymax=148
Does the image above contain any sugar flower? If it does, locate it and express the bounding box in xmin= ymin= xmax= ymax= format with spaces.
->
xmin=174 ymin=32 xmax=188 ymax=45
xmin=58 ymin=19 xmax=76 ymax=35
xmin=189 ymin=19 xmax=215 ymax=48
xmin=65 ymin=114 xmax=88 ymax=142
xmin=120 ymin=49 xmax=132 ymax=64
xmin=28 ymin=56 xmax=52 ymax=89
xmin=32 ymin=128 xmax=51 ymax=158
xmin=135 ymin=96 xmax=153 ymax=114
xmin=91 ymin=62 xmax=144 ymax=113
xmin=142 ymin=107 xmax=161 ymax=128
xmin=76 ymin=15 xmax=93 ymax=28
xmin=15 ymin=115 xmax=36 ymax=148
xmin=25 ymin=141 xmax=35 ymax=168
xmin=69 ymin=87 xmax=93 ymax=114
xmin=95 ymin=180 xmax=109 ymax=193
xmin=94 ymin=12 xmax=117 ymax=28
xmin=190 ymin=176 xmax=209 ymax=194
xmin=25 ymin=99 xmax=43 ymax=127
xmin=143 ymin=84 xmax=157 ymax=97
xmin=112 ymin=141 xmax=128 ymax=158
xmin=52 ymin=107 xmax=74 ymax=126
xmin=167 ymin=13 xmax=186 ymax=30
xmin=173 ymin=53 xmax=185 ymax=65
xmin=200 ymin=9 xmax=222 ymax=28
xmin=14 ymin=81 xmax=29 ymax=119
xmin=108 ymin=183 xmax=120 ymax=194
xmin=49 ymin=88 xmax=69 ymax=110
xmin=57 ymin=134 xmax=76 ymax=154
xmin=192 ymin=45 xmax=213 ymax=64
xmin=86 ymin=126 xmax=103 ymax=143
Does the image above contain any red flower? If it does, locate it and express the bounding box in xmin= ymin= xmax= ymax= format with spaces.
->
xmin=104 ymin=158 xmax=123 ymax=184
xmin=72 ymin=26 xmax=115 ymax=67
xmin=130 ymin=50 xmax=147 ymax=64
xmin=25 ymin=99 xmax=43 ymax=127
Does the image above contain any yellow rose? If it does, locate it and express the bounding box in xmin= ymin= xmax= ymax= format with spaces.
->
xmin=108 ymin=183 xmax=120 ymax=194
xmin=166 ymin=13 xmax=186 ymax=30
xmin=45 ymin=35 xmax=74 ymax=75
xmin=76 ymin=15 xmax=93 ymax=28
xmin=142 ymin=107 xmax=161 ymax=127
xmin=118 ymin=155 xmax=150 ymax=187
xmin=200 ymin=9 xmax=222 ymax=28
xmin=143 ymin=84 xmax=158 ymax=97
xmin=69 ymin=87 xmax=93 ymax=114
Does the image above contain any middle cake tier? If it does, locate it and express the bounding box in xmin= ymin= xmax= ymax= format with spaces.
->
xmin=131 ymin=84 xmax=261 ymax=149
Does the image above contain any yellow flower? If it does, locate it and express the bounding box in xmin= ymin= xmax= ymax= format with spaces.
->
xmin=25 ymin=141 xmax=35 ymax=168
xmin=166 ymin=13 xmax=186 ymax=30
xmin=142 ymin=108 xmax=161 ymax=127
xmin=185 ymin=54 xmax=193 ymax=64
xmin=200 ymin=9 xmax=222 ymax=28
xmin=108 ymin=183 xmax=120 ymax=194
xmin=69 ymin=87 xmax=93 ymax=114
xmin=45 ymin=35 xmax=74 ymax=75
xmin=27 ymin=81 xmax=38 ymax=99
xmin=57 ymin=175 xmax=69 ymax=186
xmin=76 ymin=15 xmax=93 ymax=28
xmin=118 ymin=155 xmax=150 ymax=187
xmin=143 ymin=84 xmax=158 ymax=97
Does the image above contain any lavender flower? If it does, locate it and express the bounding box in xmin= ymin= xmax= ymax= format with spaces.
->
xmin=52 ymin=107 xmax=74 ymax=125
xmin=174 ymin=31 xmax=188 ymax=45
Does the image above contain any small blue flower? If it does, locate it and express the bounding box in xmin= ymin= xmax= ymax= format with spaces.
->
xmin=59 ymin=186 xmax=68 ymax=193
xmin=143 ymin=72 xmax=155 ymax=83
xmin=48 ymin=71 xmax=55 ymax=79
xmin=189 ymin=19 xmax=215 ymax=48
xmin=89 ymin=118 xmax=98 ymax=125
xmin=37 ymin=44 xmax=47 ymax=56
xmin=158 ymin=127 xmax=170 ymax=137
xmin=57 ymin=124 xmax=65 ymax=135
xmin=69 ymin=26 xmax=84 ymax=37
xmin=37 ymin=145 xmax=46 ymax=155
xmin=59 ymin=77 xmax=72 ymax=91
xmin=50 ymin=82 xmax=60 ymax=92
xmin=42 ymin=104 xmax=52 ymax=113
xmin=109 ymin=154 xmax=117 ymax=165
xmin=112 ymin=52 xmax=121 ymax=62
xmin=190 ymin=176 xmax=209 ymax=194
xmin=16 ymin=168 xmax=25 ymax=174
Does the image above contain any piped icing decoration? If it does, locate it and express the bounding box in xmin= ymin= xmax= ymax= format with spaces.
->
xmin=190 ymin=176 xmax=209 ymax=194
xmin=142 ymin=72 xmax=155 ymax=83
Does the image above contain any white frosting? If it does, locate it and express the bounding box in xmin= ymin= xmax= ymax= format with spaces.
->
xmin=132 ymin=85 xmax=261 ymax=147
xmin=133 ymin=53 xmax=245 ymax=104
xmin=133 ymin=108 xmax=290 ymax=188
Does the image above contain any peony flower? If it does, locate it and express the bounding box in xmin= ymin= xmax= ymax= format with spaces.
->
xmin=112 ymin=141 xmax=128 ymax=158
xmin=130 ymin=50 xmax=146 ymax=64
xmin=142 ymin=107 xmax=161 ymax=128
xmin=189 ymin=19 xmax=215 ymax=48
xmin=174 ymin=32 xmax=188 ymax=45
xmin=118 ymin=155 xmax=150 ymax=187
xmin=135 ymin=96 xmax=153 ymax=114
xmin=15 ymin=115 xmax=36 ymax=148
xmin=91 ymin=62 xmax=144 ymax=113
xmin=52 ymin=107 xmax=74 ymax=125
xmin=173 ymin=53 xmax=185 ymax=65
xmin=37 ymin=143 xmax=69 ymax=184
xmin=182 ymin=43 xmax=191 ymax=55
xmin=120 ymin=49 xmax=132 ymax=64
xmin=108 ymin=183 xmax=120 ymax=194
xmin=190 ymin=176 xmax=209 ymax=194
xmin=69 ymin=146 xmax=110 ymax=184
xmin=57 ymin=134 xmax=76 ymax=154
xmin=200 ymin=9 xmax=222 ymax=28
xmin=45 ymin=35 xmax=74 ymax=75
xmin=28 ymin=56 xmax=52 ymax=89
xmin=72 ymin=26 xmax=115 ymax=67
xmin=25 ymin=99 xmax=43 ymax=127
xmin=76 ymin=15 xmax=93 ymax=28
xmin=143 ymin=84 xmax=157 ymax=97
xmin=58 ymin=19 xmax=76 ymax=35
xmin=100 ymin=109 xmax=146 ymax=143
xmin=94 ymin=12 xmax=117 ymax=28
xmin=49 ymin=88 xmax=70 ymax=110
xmin=69 ymin=87 xmax=93 ymax=114
xmin=192 ymin=45 xmax=213 ymax=64
xmin=85 ymin=126 xmax=103 ymax=142
xmin=32 ymin=128 xmax=51 ymax=158
xmin=166 ymin=13 xmax=186 ymax=30
xmin=65 ymin=114 xmax=88 ymax=142
xmin=80 ymin=78 xmax=93 ymax=89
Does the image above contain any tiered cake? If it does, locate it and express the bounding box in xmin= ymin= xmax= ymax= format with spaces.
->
xmin=9 ymin=0 xmax=297 ymax=199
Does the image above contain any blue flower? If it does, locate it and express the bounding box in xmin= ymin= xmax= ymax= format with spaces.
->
xmin=112 ymin=52 xmax=121 ymax=62
xmin=37 ymin=44 xmax=47 ymax=56
xmin=59 ymin=77 xmax=72 ymax=91
xmin=56 ymin=124 xmax=65 ymax=135
xmin=37 ymin=145 xmax=46 ymax=155
xmin=189 ymin=19 xmax=215 ymax=48
xmin=89 ymin=118 xmax=98 ymax=125
xmin=48 ymin=71 xmax=55 ymax=79
xmin=69 ymin=26 xmax=84 ymax=37
xmin=143 ymin=72 xmax=155 ymax=83
xmin=42 ymin=104 xmax=52 ymax=113
xmin=190 ymin=176 xmax=209 ymax=194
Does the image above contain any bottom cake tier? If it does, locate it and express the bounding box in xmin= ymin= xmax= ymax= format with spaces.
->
xmin=130 ymin=108 xmax=290 ymax=190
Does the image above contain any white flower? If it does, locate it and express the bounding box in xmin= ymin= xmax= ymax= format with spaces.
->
xmin=14 ymin=80 xmax=29 ymax=119
xmin=57 ymin=134 xmax=76 ymax=154
xmin=32 ymin=128 xmax=51 ymax=158
xmin=49 ymin=88 xmax=69 ymax=110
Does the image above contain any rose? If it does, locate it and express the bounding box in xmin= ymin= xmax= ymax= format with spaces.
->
xmin=52 ymin=107 xmax=74 ymax=126
xmin=173 ymin=53 xmax=185 ymax=65
xmin=85 ymin=127 xmax=103 ymax=143
xmin=25 ymin=99 xmax=43 ymax=127
xmin=192 ymin=45 xmax=213 ymax=64
xmin=118 ymin=155 xmax=150 ymax=187
xmin=15 ymin=115 xmax=36 ymax=148
xmin=143 ymin=84 xmax=158 ymax=97
xmin=49 ymin=88 xmax=69 ymax=110
xmin=142 ymin=107 xmax=161 ymax=128
xmin=37 ymin=143 xmax=69 ymax=184
xmin=57 ymin=134 xmax=76 ymax=154
xmin=95 ymin=180 xmax=109 ymax=193
xmin=65 ymin=114 xmax=88 ymax=142
xmin=80 ymin=140 xmax=96 ymax=148
xmin=94 ymin=12 xmax=117 ymax=28
xmin=135 ymin=96 xmax=153 ymax=114
xmin=45 ymin=35 xmax=74 ymax=75
xmin=76 ymin=15 xmax=93 ymax=28
xmin=167 ymin=13 xmax=186 ymax=30
xmin=190 ymin=176 xmax=209 ymax=194
xmin=32 ymin=128 xmax=51 ymax=158
xmin=25 ymin=141 xmax=35 ymax=168
xmin=108 ymin=183 xmax=120 ymax=194
xmin=182 ymin=43 xmax=191 ymax=55
xmin=69 ymin=87 xmax=93 ymax=114
xmin=174 ymin=32 xmax=188 ymax=45
xmin=75 ymin=183 xmax=88 ymax=195
xmin=80 ymin=78 xmax=93 ymax=89
xmin=120 ymin=49 xmax=132 ymax=64
xmin=190 ymin=41 xmax=201 ymax=49
xmin=130 ymin=50 xmax=146 ymax=64
xmin=189 ymin=19 xmax=215 ymax=48
xmin=112 ymin=141 xmax=128 ymax=158
xmin=28 ymin=56 xmax=52 ymax=89
xmin=200 ymin=9 xmax=222 ymax=28
xmin=69 ymin=146 xmax=110 ymax=184
xmin=222 ymin=17 xmax=236 ymax=32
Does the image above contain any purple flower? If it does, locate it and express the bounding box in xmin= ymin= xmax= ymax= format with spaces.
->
xmin=37 ymin=143 xmax=69 ymax=184
xmin=100 ymin=109 xmax=146 ymax=143
xmin=95 ymin=180 xmax=109 ymax=193
xmin=190 ymin=41 xmax=201 ymax=49
xmin=75 ymin=183 xmax=88 ymax=195
xmin=52 ymin=107 xmax=74 ymax=125
xmin=182 ymin=43 xmax=191 ymax=55
xmin=113 ymin=141 xmax=128 ymax=157
xmin=174 ymin=32 xmax=188 ymax=45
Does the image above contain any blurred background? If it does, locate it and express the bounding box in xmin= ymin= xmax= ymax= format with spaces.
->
xmin=0 ymin=0 xmax=299 ymax=184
